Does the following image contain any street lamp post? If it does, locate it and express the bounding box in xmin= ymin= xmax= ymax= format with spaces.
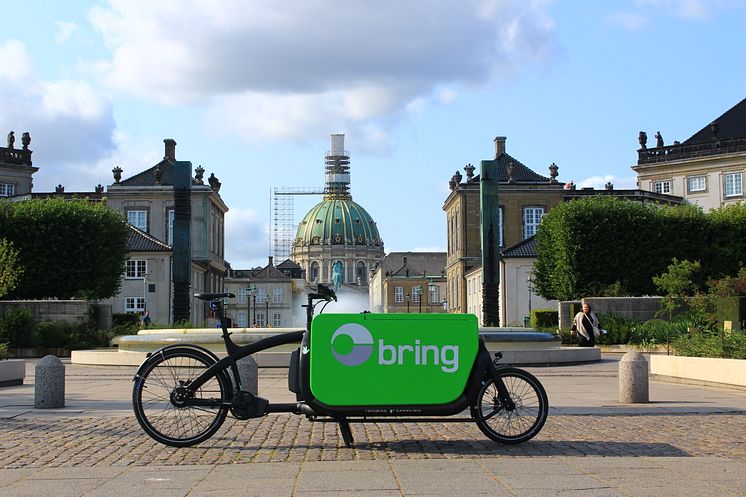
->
xmin=428 ymin=282 xmax=436 ymax=313
xmin=252 ymin=290 xmax=257 ymax=327
xmin=417 ymin=285 xmax=423 ymax=313
xmin=247 ymin=285 xmax=257 ymax=327
xmin=406 ymin=293 xmax=410 ymax=313
xmin=265 ymin=294 xmax=270 ymax=328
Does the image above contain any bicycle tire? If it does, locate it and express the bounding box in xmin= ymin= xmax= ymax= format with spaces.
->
xmin=132 ymin=348 xmax=230 ymax=447
xmin=471 ymin=367 xmax=548 ymax=444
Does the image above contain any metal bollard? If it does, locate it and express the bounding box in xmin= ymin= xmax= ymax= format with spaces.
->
xmin=235 ymin=356 xmax=258 ymax=395
xmin=35 ymin=355 xmax=65 ymax=408
xmin=619 ymin=351 xmax=649 ymax=403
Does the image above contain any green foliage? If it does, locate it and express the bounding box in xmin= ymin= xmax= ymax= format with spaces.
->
xmin=594 ymin=312 xmax=637 ymax=345
xmin=35 ymin=321 xmax=75 ymax=348
xmin=0 ymin=199 xmax=129 ymax=299
xmin=0 ymin=238 xmax=24 ymax=298
xmin=0 ymin=342 xmax=7 ymax=360
xmin=0 ymin=308 xmax=37 ymax=347
xmin=671 ymin=331 xmax=746 ymax=359
xmin=534 ymin=197 xmax=713 ymax=301
xmin=653 ymin=258 xmax=701 ymax=317
xmin=530 ymin=309 xmax=558 ymax=329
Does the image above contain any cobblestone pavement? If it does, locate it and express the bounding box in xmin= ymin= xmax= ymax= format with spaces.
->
xmin=2 ymin=411 xmax=745 ymax=468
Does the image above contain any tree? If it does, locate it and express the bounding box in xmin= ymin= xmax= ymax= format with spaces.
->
xmin=653 ymin=258 xmax=701 ymax=317
xmin=533 ymin=196 xmax=709 ymax=301
xmin=0 ymin=199 xmax=129 ymax=299
xmin=0 ymin=238 xmax=23 ymax=298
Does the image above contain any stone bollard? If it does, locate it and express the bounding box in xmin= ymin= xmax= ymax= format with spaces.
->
xmin=35 ymin=355 xmax=65 ymax=408
xmin=235 ymin=356 xmax=258 ymax=395
xmin=619 ymin=351 xmax=649 ymax=403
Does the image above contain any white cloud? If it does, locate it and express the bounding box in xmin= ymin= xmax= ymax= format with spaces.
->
xmin=87 ymin=0 xmax=558 ymax=150
xmin=605 ymin=12 xmax=650 ymax=30
xmin=578 ymin=175 xmax=637 ymax=190
xmin=224 ymin=207 xmax=270 ymax=269
xmin=0 ymin=39 xmax=116 ymax=171
xmin=54 ymin=21 xmax=80 ymax=44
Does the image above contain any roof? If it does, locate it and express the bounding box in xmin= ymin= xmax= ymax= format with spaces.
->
xmin=119 ymin=159 xmax=181 ymax=186
xmin=494 ymin=152 xmax=551 ymax=182
xmin=295 ymin=198 xmax=382 ymax=247
xmin=252 ymin=262 xmax=289 ymax=280
xmin=127 ymin=225 xmax=171 ymax=252
xmin=683 ymin=97 xmax=746 ymax=145
xmin=375 ymin=251 xmax=447 ymax=278
xmin=501 ymin=236 xmax=537 ymax=258
xmin=276 ymin=259 xmax=301 ymax=270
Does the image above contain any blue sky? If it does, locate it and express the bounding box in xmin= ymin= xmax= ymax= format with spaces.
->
xmin=3 ymin=0 xmax=745 ymax=268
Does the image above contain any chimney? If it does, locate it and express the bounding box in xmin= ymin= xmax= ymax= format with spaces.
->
xmin=494 ymin=136 xmax=506 ymax=158
xmin=164 ymin=138 xmax=177 ymax=160
xmin=268 ymin=256 xmax=274 ymax=267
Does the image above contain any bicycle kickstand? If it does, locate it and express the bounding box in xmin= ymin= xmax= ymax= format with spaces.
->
xmin=338 ymin=418 xmax=355 ymax=448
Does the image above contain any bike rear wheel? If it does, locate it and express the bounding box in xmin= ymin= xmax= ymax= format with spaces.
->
xmin=132 ymin=348 xmax=230 ymax=447
xmin=471 ymin=367 xmax=548 ymax=444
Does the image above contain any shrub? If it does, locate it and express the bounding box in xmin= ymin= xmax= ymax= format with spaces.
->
xmin=530 ymin=309 xmax=558 ymax=329
xmin=671 ymin=331 xmax=746 ymax=359
xmin=35 ymin=321 xmax=74 ymax=348
xmin=0 ymin=308 xmax=38 ymax=347
xmin=595 ymin=312 xmax=638 ymax=345
xmin=0 ymin=342 xmax=8 ymax=359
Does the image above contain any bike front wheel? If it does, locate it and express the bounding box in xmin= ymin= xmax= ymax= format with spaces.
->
xmin=132 ymin=348 xmax=230 ymax=447
xmin=471 ymin=367 xmax=548 ymax=444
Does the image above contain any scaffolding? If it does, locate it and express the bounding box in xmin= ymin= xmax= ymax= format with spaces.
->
xmin=272 ymin=186 xmax=324 ymax=262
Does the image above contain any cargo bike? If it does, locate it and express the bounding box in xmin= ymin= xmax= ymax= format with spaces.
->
xmin=132 ymin=285 xmax=548 ymax=447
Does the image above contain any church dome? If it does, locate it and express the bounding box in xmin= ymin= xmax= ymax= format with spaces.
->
xmin=295 ymin=198 xmax=382 ymax=247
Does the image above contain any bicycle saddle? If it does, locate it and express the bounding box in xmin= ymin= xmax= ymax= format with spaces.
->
xmin=194 ymin=292 xmax=235 ymax=301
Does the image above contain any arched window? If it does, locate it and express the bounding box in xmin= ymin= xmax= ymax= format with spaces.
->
xmin=310 ymin=261 xmax=320 ymax=281
xmin=356 ymin=261 xmax=366 ymax=284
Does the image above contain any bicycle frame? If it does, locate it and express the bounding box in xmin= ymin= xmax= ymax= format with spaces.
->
xmin=133 ymin=287 xmax=544 ymax=448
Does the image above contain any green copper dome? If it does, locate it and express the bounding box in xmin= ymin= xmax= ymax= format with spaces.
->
xmin=295 ymin=198 xmax=382 ymax=247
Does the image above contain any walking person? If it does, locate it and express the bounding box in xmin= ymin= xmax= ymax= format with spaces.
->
xmin=570 ymin=302 xmax=601 ymax=347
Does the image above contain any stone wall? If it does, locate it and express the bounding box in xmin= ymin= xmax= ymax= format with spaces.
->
xmin=559 ymin=296 xmax=663 ymax=330
xmin=0 ymin=300 xmax=89 ymax=325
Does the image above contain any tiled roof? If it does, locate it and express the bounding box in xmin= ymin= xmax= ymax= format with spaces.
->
xmin=127 ymin=225 xmax=171 ymax=252
xmin=276 ymin=259 xmax=301 ymax=269
xmin=462 ymin=153 xmax=551 ymax=185
xmin=119 ymin=159 xmax=176 ymax=186
xmin=252 ymin=263 xmax=289 ymax=280
xmin=501 ymin=236 xmax=537 ymax=258
xmin=376 ymin=252 xmax=447 ymax=278
xmin=683 ymin=97 xmax=746 ymax=145
xmin=495 ymin=153 xmax=551 ymax=182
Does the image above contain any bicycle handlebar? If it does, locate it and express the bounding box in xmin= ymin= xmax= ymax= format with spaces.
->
xmin=309 ymin=284 xmax=336 ymax=302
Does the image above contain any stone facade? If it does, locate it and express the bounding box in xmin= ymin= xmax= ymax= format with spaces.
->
xmin=369 ymin=252 xmax=447 ymax=314
xmin=633 ymin=97 xmax=746 ymax=211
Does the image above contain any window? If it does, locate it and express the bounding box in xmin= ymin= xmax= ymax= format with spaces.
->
xmin=653 ymin=180 xmax=672 ymax=194
xmin=310 ymin=261 xmax=320 ymax=281
xmin=356 ymin=261 xmax=366 ymax=283
xmin=412 ymin=286 xmax=422 ymax=303
xmin=167 ymin=209 xmax=175 ymax=245
xmin=523 ymin=207 xmax=545 ymax=239
xmin=273 ymin=313 xmax=282 ymax=327
xmin=499 ymin=207 xmax=504 ymax=247
xmin=273 ymin=287 xmax=282 ymax=304
xmin=394 ymin=286 xmax=404 ymax=303
xmin=429 ymin=285 xmax=440 ymax=303
xmin=125 ymin=297 xmax=145 ymax=313
xmin=258 ymin=288 xmax=267 ymax=302
xmin=0 ymin=183 xmax=15 ymax=197
xmin=687 ymin=176 xmax=706 ymax=193
xmin=126 ymin=259 xmax=147 ymax=278
xmin=725 ymin=172 xmax=743 ymax=197
xmin=237 ymin=287 xmax=247 ymax=304
xmin=256 ymin=312 xmax=266 ymax=327
xmin=127 ymin=210 xmax=148 ymax=230
xmin=237 ymin=312 xmax=246 ymax=327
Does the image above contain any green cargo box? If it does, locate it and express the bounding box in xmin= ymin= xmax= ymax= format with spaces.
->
xmin=310 ymin=313 xmax=479 ymax=406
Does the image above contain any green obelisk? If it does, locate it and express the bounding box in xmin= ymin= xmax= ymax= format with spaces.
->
xmin=480 ymin=154 xmax=500 ymax=326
